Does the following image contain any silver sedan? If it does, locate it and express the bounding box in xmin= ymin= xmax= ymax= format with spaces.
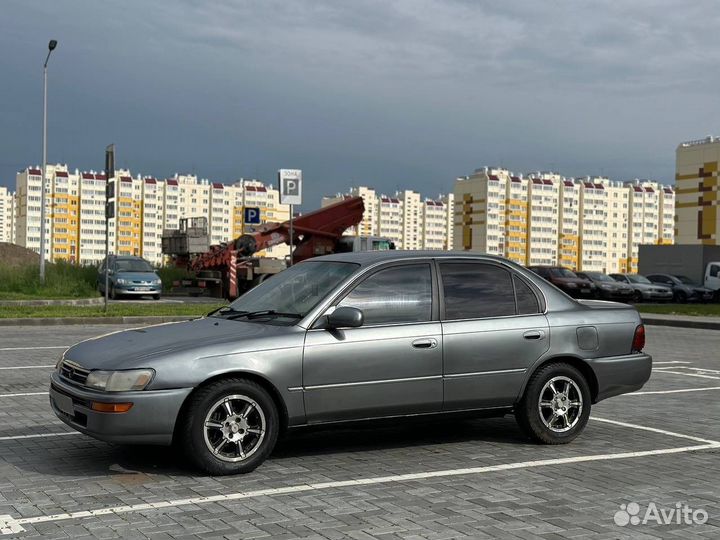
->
xmin=50 ymin=251 xmax=651 ymax=475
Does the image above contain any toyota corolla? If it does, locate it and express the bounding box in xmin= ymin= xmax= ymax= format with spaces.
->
xmin=50 ymin=251 xmax=651 ymax=475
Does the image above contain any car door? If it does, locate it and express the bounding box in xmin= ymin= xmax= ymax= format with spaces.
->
xmin=438 ymin=260 xmax=550 ymax=411
xmin=302 ymin=262 xmax=443 ymax=423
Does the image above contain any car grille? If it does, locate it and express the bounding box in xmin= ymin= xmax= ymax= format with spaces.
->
xmin=59 ymin=360 xmax=91 ymax=385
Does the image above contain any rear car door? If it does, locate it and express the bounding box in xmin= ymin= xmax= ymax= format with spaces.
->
xmin=438 ymin=260 xmax=550 ymax=410
xmin=303 ymin=262 xmax=443 ymax=423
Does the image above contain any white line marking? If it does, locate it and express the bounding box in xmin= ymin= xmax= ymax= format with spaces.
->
xmin=629 ymin=386 xmax=720 ymax=396
xmin=0 ymin=346 xmax=67 ymax=352
xmin=0 ymin=432 xmax=78 ymax=442
xmin=652 ymin=369 xmax=720 ymax=381
xmin=0 ymin=392 xmax=48 ymax=398
xmin=0 ymin=365 xmax=54 ymax=370
xmin=0 ymin=417 xmax=718 ymax=534
xmin=653 ymin=361 xmax=692 ymax=365
xmin=683 ymin=367 xmax=720 ymax=375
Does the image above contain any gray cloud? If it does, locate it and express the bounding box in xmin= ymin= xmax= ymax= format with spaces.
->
xmin=1 ymin=0 xmax=719 ymax=208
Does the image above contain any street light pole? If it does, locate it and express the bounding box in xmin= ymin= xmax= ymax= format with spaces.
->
xmin=39 ymin=39 xmax=57 ymax=283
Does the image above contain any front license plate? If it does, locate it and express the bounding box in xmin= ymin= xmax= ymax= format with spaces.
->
xmin=50 ymin=388 xmax=74 ymax=417
xmin=134 ymin=287 xmax=151 ymax=291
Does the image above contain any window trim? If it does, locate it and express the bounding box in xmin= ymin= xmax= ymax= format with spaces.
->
xmin=435 ymin=259 xmax=544 ymax=322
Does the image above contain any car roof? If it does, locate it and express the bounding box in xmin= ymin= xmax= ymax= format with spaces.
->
xmin=312 ymin=250 xmax=511 ymax=267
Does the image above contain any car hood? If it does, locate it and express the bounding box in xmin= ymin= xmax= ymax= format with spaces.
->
xmin=554 ymin=277 xmax=594 ymax=286
xmin=62 ymin=317 xmax=298 ymax=370
xmin=115 ymin=271 xmax=159 ymax=280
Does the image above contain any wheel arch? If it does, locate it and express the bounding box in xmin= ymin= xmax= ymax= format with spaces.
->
xmin=172 ymin=370 xmax=290 ymax=444
xmin=517 ymin=355 xmax=599 ymax=404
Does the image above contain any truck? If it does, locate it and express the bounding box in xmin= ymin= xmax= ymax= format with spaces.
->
xmin=638 ymin=244 xmax=720 ymax=300
xmin=162 ymin=196 xmax=394 ymax=299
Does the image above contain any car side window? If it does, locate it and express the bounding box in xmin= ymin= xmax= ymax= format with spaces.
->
xmin=338 ymin=264 xmax=432 ymax=325
xmin=514 ymin=275 xmax=540 ymax=315
xmin=710 ymin=265 xmax=720 ymax=278
xmin=440 ymin=263 xmax=518 ymax=319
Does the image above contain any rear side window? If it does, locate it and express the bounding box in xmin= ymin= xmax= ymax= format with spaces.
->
xmin=338 ymin=264 xmax=432 ymax=325
xmin=514 ymin=275 xmax=540 ymax=314
xmin=440 ymin=263 xmax=515 ymax=319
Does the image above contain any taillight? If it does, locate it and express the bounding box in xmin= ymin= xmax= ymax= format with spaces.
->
xmin=632 ymin=324 xmax=645 ymax=352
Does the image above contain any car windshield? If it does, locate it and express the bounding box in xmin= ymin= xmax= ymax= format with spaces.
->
xmin=216 ymin=261 xmax=359 ymax=322
xmin=627 ymin=274 xmax=651 ymax=284
xmin=115 ymin=259 xmax=154 ymax=272
xmin=585 ymin=272 xmax=614 ymax=282
xmin=674 ymin=275 xmax=697 ymax=285
xmin=549 ymin=268 xmax=578 ymax=278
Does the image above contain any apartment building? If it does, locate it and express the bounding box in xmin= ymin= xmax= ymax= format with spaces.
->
xmin=322 ymin=186 xmax=454 ymax=250
xmin=676 ymin=136 xmax=720 ymax=245
xmin=454 ymin=167 xmax=674 ymax=272
xmin=14 ymin=165 xmax=290 ymax=265
xmin=0 ymin=186 xmax=15 ymax=243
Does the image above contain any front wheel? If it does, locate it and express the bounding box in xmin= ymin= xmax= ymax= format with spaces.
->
xmin=632 ymin=290 xmax=643 ymax=303
xmin=515 ymin=362 xmax=591 ymax=444
xmin=179 ymin=378 xmax=279 ymax=475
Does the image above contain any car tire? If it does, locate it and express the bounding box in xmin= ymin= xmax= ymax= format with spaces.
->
xmin=674 ymin=291 xmax=687 ymax=303
xmin=152 ymin=294 xmax=161 ymax=300
xmin=515 ymin=362 xmax=591 ymax=445
xmin=179 ymin=377 xmax=279 ymax=475
xmin=109 ymin=285 xmax=117 ymax=300
xmin=632 ymin=290 xmax=642 ymax=303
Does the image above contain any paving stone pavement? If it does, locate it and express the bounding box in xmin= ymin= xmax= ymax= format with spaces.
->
xmin=0 ymin=324 xmax=718 ymax=539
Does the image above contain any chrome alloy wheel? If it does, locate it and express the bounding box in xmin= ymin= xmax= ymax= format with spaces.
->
xmin=203 ymin=394 xmax=266 ymax=462
xmin=538 ymin=376 xmax=583 ymax=433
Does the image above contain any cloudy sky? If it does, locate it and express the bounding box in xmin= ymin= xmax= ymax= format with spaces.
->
xmin=1 ymin=0 xmax=719 ymax=208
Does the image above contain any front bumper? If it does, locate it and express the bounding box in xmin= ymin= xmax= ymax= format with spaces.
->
xmin=115 ymin=285 xmax=162 ymax=295
xmin=642 ymin=289 xmax=673 ymax=301
xmin=49 ymin=372 xmax=192 ymax=445
xmin=585 ymin=352 xmax=652 ymax=402
xmin=598 ymin=288 xmax=634 ymax=300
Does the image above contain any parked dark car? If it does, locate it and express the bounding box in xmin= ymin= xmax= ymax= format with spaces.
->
xmin=645 ymin=273 xmax=714 ymax=303
xmin=527 ymin=266 xmax=596 ymax=298
xmin=576 ymin=271 xmax=634 ymax=301
xmin=52 ymin=252 xmax=650 ymax=475
xmin=97 ymin=255 xmax=162 ymax=300
xmin=609 ymin=273 xmax=673 ymax=303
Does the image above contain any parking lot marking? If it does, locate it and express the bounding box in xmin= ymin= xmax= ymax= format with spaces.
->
xmin=0 ymin=392 xmax=48 ymax=398
xmin=629 ymin=386 xmax=720 ymax=396
xmin=1 ymin=417 xmax=717 ymax=535
xmin=652 ymin=369 xmax=720 ymax=381
xmin=0 ymin=346 xmax=67 ymax=352
xmin=0 ymin=365 xmax=54 ymax=370
xmin=0 ymin=432 xmax=78 ymax=442
xmin=653 ymin=361 xmax=692 ymax=365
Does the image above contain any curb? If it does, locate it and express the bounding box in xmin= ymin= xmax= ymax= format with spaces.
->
xmin=0 ymin=297 xmax=104 ymax=307
xmin=640 ymin=316 xmax=720 ymax=331
xmin=0 ymin=316 xmax=196 ymax=326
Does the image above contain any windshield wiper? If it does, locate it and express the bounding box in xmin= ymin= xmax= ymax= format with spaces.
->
xmin=207 ymin=306 xmax=247 ymax=317
xmin=225 ymin=309 xmax=303 ymax=320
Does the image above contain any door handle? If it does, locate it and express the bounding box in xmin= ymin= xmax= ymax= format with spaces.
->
xmin=412 ymin=338 xmax=438 ymax=349
xmin=523 ymin=330 xmax=545 ymax=340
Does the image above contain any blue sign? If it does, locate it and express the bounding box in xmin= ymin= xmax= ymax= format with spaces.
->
xmin=244 ymin=206 xmax=261 ymax=225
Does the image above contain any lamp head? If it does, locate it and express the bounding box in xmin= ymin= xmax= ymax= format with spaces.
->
xmin=48 ymin=40 xmax=57 ymax=51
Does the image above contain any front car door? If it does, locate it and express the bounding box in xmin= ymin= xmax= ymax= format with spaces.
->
xmin=302 ymin=261 xmax=443 ymax=423
xmin=438 ymin=260 xmax=550 ymax=411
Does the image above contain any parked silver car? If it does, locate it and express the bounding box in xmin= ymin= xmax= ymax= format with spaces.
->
xmin=609 ymin=273 xmax=674 ymax=303
xmin=50 ymin=252 xmax=651 ymax=475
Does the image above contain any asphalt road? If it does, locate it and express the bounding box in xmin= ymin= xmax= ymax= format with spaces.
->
xmin=0 ymin=325 xmax=718 ymax=538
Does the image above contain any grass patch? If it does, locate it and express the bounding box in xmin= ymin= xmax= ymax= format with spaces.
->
xmin=0 ymin=261 xmax=97 ymax=300
xmin=0 ymin=302 xmax=227 ymax=319
xmin=637 ymin=303 xmax=720 ymax=317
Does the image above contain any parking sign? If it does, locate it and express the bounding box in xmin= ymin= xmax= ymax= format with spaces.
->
xmin=278 ymin=169 xmax=302 ymax=205
xmin=243 ymin=206 xmax=261 ymax=225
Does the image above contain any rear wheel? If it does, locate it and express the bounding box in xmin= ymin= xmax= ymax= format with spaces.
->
xmin=674 ymin=291 xmax=687 ymax=303
xmin=515 ymin=362 xmax=591 ymax=444
xmin=179 ymin=378 xmax=279 ymax=475
xmin=632 ymin=290 xmax=643 ymax=303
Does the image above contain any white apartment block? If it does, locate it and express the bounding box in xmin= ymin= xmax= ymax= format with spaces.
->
xmin=454 ymin=167 xmax=675 ymax=273
xmin=322 ymin=186 xmax=454 ymax=250
xmin=14 ymin=165 xmax=290 ymax=266
xmin=0 ymin=186 xmax=15 ymax=243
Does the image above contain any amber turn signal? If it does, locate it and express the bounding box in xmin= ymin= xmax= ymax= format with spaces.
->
xmin=90 ymin=402 xmax=134 ymax=413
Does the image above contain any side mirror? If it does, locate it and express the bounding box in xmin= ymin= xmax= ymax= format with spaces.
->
xmin=327 ymin=306 xmax=364 ymax=329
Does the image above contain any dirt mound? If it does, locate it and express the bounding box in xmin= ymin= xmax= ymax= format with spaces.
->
xmin=0 ymin=243 xmax=40 ymax=268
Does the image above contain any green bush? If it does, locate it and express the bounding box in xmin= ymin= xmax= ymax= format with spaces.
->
xmin=0 ymin=261 xmax=98 ymax=299
xmin=156 ymin=266 xmax=194 ymax=292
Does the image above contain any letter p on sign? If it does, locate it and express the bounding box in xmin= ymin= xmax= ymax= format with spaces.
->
xmin=278 ymin=169 xmax=302 ymax=205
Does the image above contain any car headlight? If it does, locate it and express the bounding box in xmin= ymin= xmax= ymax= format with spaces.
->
xmin=115 ymin=278 xmax=128 ymax=285
xmin=599 ymin=283 xmax=613 ymax=289
xmin=55 ymin=349 xmax=67 ymax=370
xmin=152 ymin=278 xmax=162 ymax=285
xmin=566 ymin=282 xmax=577 ymax=288
xmin=85 ymin=369 xmax=155 ymax=392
